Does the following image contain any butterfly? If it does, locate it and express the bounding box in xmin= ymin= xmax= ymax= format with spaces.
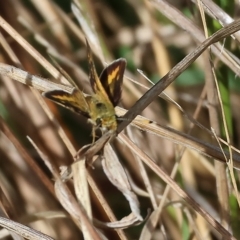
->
xmin=43 ymin=40 xmax=126 ymax=139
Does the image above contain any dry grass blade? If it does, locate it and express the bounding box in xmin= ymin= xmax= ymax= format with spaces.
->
xmin=93 ymin=213 xmax=143 ymax=230
xmin=119 ymin=18 xmax=240 ymax=132
xmin=0 ymin=16 xmax=69 ymax=84
xmin=75 ymin=141 xmax=142 ymax=228
xmin=0 ymin=63 xmax=73 ymax=93
xmin=28 ymin=137 xmax=102 ymax=240
xmin=72 ymin=160 xmax=92 ymax=220
xmin=118 ymin=133 xmax=236 ymax=239
xmin=86 ymin=175 xmax=128 ymax=240
xmin=151 ymin=0 xmax=240 ymax=75
xmin=80 ymin=131 xmax=114 ymax=161
xmin=116 ymin=107 xmax=240 ymax=166
xmin=139 ymin=209 xmax=161 ymax=240
xmin=71 ymin=2 xmax=103 ymax=61
xmin=4 ymin=50 xmax=234 ymax=164
xmin=103 ymin=143 xmax=142 ymax=222
xmin=5 ymin=62 xmax=236 ymax=166
xmin=0 ymin=116 xmax=54 ymax=195
xmin=196 ymin=0 xmax=240 ymax=37
xmin=0 ymin=37 xmax=127 ymax=240
xmin=0 ymin=217 xmax=54 ymax=240
xmin=2 ymin=1 xmax=240 ymax=239
xmin=126 ymin=127 xmax=158 ymax=209
xmin=54 ymin=179 xmax=101 ymax=240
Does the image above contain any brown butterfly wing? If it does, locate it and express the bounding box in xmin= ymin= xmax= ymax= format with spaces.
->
xmin=86 ymin=40 xmax=107 ymax=97
xmin=86 ymin=40 xmax=126 ymax=107
xmin=99 ymin=58 xmax=126 ymax=106
xmin=43 ymin=89 xmax=90 ymax=118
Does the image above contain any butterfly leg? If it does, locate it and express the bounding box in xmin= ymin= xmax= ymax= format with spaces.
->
xmin=91 ymin=126 xmax=96 ymax=144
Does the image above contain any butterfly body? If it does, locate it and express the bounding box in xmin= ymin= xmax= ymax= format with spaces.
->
xmin=86 ymin=94 xmax=117 ymax=132
xmin=43 ymin=40 xmax=126 ymax=137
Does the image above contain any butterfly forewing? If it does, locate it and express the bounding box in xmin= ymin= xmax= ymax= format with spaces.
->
xmin=99 ymin=58 xmax=126 ymax=106
xmin=86 ymin=41 xmax=110 ymax=101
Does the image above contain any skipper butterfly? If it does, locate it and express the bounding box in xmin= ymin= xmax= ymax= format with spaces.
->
xmin=43 ymin=40 xmax=126 ymax=137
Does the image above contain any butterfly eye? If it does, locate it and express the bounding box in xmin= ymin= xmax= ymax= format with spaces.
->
xmin=96 ymin=102 xmax=104 ymax=108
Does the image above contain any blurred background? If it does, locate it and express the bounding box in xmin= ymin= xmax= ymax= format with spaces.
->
xmin=1 ymin=0 xmax=240 ymax=239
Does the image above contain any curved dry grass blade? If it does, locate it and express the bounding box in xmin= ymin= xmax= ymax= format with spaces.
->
xmin=102 ymin=143 xmax=142 ymax=221
xmin=94 ymin=213 xmax=143 ymax=230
